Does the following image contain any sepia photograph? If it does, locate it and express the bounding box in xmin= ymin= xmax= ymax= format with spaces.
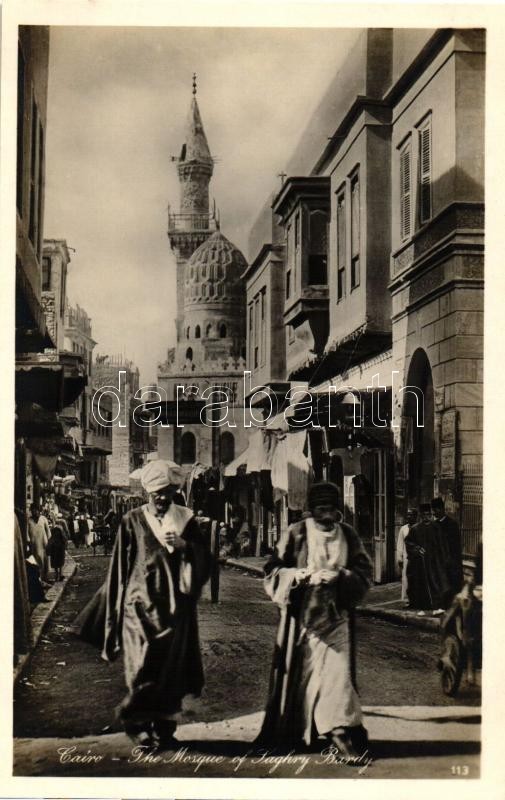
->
xmin=5 ymin=4 xmax=493 ymax=790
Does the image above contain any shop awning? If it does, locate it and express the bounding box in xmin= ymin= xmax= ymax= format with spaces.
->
xmin=224 ymin=448 xmax=249 ymax=477
xmin=16 ymin=352 xmax=87 ymax=412
xmin=15 ymin=361 xmax=65 ymax=411
xmin=15 ymin=260 xmax=55 ymax=350
xmin=15 ymin=404 xmax=64 ymax=438
xmin=81 ymin=444 xmax=111 ymax=456
xmin=286 ymin=387 xmax=393 ymax=430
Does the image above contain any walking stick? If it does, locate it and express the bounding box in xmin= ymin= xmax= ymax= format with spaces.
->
xmin=209 ymin=519 xmax=220 ymax=603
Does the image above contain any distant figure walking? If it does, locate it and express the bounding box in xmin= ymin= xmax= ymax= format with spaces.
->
xmin=46 ymin=525 xmax=67 ymax=582
xmin=28 ymin=505 xmax=50 ymax=583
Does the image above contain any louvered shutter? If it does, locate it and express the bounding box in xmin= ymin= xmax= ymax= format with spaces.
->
xmin=337 ymin=192 xmax=346 ymax=267
xmin=351 ymin=175 xmax=360 ymax=257
xmin=419 ymin=123 xmax=432 ymax=223
xmin=400 ymin=145 xmax=411 ymax=240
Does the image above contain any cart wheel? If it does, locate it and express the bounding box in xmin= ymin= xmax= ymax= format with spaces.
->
xmin=440 ymin=633 xmax=464 ymax=696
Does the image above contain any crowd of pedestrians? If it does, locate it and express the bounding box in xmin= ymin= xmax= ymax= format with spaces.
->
xmin=23 ymin=494 xmax=121 ymax=606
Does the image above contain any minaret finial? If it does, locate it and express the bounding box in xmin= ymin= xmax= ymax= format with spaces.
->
xmin=192 ymin=72 xmax=197 ymax=96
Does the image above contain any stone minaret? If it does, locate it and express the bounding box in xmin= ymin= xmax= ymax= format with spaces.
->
xmin=168 ymin=75 xmax=217 ymax=341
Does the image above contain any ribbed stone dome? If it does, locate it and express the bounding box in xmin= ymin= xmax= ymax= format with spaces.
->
xmin=184 ymin=231 xmax=247 ymax=307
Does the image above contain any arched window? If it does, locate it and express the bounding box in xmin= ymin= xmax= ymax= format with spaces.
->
xmin=195 ymin=325 xmax=201 ymax=339
xmin=206 ymin=324 xmax=212 ymax=337
xmin=181 ymin=432 xmax=196 ymax=464
xmin=219 ymin=323 xmax=227 ymax=338
xmin=186 ymin=327 xmax=190 ymax=340
xmin=220 ymin=432 xmax=235 ymax=466
xmin=185 ymin=347 xmax=193 ymax=361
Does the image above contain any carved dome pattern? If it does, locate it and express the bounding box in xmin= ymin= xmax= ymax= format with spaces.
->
xmin=184 ymin=231 xmax=247 ymax=307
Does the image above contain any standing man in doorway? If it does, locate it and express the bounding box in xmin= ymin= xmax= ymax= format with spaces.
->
xmin=396 ymin=508 xmax=418 ymax=606
xmin=431 ymin=497 xmax=463 ymax=601
xmin=406 ymin=503 xmax=451 ymax=614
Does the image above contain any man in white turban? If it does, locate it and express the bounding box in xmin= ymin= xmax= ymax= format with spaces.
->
xmin=77 ymin=460 xmax=211 ymax=750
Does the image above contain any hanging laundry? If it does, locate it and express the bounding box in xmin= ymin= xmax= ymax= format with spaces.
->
xmin=246 ymin=429 xmax=267 ymax=473
xmin=271 ymin=435 xmax=289 ymax=498
xmin=331 ymin=447 xmax=363 ymax=476
xmin=287 ymin=430 xmax=312 ymax=511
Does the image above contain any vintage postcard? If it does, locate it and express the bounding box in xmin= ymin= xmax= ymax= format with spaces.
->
xmin=1 ymin=0 xmax=503 ymax=797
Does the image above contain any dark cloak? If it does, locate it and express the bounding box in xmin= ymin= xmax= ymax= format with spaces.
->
xmin=405 ymin=520 xmax=452 ymax=609
xmin=75 ymin=506 xmax=211 ymax=725
xmin=257 ymin=519 xmax=372 ymax=749
xmin=435 ymin=515 xmax=463 ymax=596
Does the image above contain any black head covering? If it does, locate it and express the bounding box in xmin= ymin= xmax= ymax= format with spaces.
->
xmin=419 ymin=502 xmax=431 ymax=513
xmin=308 ymin=481 xmax=341 ymax=511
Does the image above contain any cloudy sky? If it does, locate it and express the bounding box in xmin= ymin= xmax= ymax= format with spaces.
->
xmin=44 ymin=26 xmax=360 ymax=384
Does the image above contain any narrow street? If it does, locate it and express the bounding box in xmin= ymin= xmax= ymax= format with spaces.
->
xmin=14 ymin=551 xmax=480 ymax=778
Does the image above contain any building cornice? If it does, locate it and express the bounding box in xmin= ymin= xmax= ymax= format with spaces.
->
xmin=241 ymin=244 xmax=284 ymax=282
xmin=272 ymin=176 xmax=330 ymax=222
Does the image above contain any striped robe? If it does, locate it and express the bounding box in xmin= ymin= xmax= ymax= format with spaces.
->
xmin=258 ymin=518 xmax=372 ymax=748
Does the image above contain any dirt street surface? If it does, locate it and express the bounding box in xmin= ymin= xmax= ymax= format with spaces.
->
xmin=13 ymin=552 xmax=481 ymax=779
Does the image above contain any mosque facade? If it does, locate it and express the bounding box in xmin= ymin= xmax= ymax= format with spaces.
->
xmin=157 ymin=81 xmax=249 ymax=471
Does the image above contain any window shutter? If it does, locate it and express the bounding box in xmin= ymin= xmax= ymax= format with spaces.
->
xmin=337 ymin=193 xmax=346 ymax=267
xmin=419 ymin=123 xmax=432 ymax=223
xmin=400 ymin=145 xmax=411 ymax=240
xmin=351 ymin=174 xmax=360 ymax=258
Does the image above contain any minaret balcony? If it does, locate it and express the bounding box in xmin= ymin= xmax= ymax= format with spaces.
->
xmin=168 ymin=212 xmax=218 ymax=234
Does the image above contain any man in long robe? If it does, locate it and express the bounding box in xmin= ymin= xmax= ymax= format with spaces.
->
xmin=77 ymin=460 xmax=211 ymax=749
xmin=258 ymin=481 xmax=372 ymax=760
xmin=406 ymin=503 xmax=452 ymax=612
xmin=396 ymin=508 xmax=417 ymax=603
xmin=431 ymin=497 xmax=463 ymax=601
xmin=28 ymin=505 xmax=50 ymax=583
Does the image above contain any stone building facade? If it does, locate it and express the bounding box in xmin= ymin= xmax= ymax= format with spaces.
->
xmin=63 ymin=305 xmax=113 ymax=489
xmin=389 ymin=30 xmax=484 ymax=559
xmin=93 ymin=355 xmax=149 ymax=487
xmin=246 ymin=28 xmax=484 ymax=580
xmin=41 ymin=239 xmax=70 ymax=350
xmin=14 ymin=28 xmax=87 ymax=660
xmin=157 ymin=85 xmax=249 ymax=470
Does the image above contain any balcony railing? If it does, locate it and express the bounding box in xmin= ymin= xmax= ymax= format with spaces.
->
xmin=167 ymin=212 xmax=218 ymax=233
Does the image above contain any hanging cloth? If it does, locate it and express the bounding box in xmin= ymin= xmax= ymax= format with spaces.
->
xmin=271 ymin=435 xmax=288 ymax=496
xmin=246 ymin=429 xmax=266 ymax=474
xmin=331 ymin=448 xmax=363 ymax=476
xmin=32 ymin=453 xmax=58 ymax=481
xmin=287 ymin=430 xmax=311 ymax=511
